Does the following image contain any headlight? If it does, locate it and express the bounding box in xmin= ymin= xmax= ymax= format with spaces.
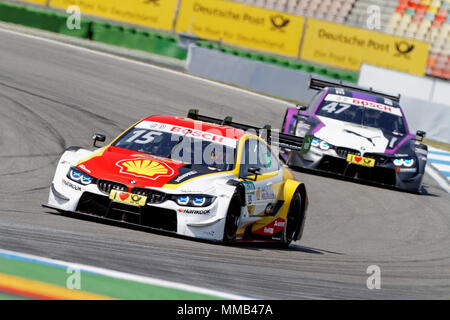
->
xmin=67 ymin=167 xmax=94 ymax=185
xmin=311 ymin=138 xmax=320 ymax=147
xmin=172 ymin=195 xmax=216 ymax=207
xmin=403 ymin=158 xmax=415 ymax=167
xmin=393 ymin=158 xmax=415 ymax=167
xmin=319 ymin=141 xmax=330 ymax=150
xmin=311 ymin=137 xmax=333 ymax=150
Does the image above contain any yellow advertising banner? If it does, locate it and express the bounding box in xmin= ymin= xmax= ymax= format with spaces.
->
xmin=21 ymin=0 xmax=47 ymax=5
xmin=301 ymin=19 xmax=430 ymax=75
xmin=49 ymin=0 xmax=178 ymax=31
xmin=175 ymin=0 xmax=305 ymax=57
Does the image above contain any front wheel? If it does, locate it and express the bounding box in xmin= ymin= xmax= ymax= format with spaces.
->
xmin=222 ymin=192 xmax=242 ymax=244
xmin=280 ymin=191 xmax=302 ymax=247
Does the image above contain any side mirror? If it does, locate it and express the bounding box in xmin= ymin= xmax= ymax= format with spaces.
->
xmin=248 ymin=167 xmax=261 ymax=175
xmin=240 ymin=167 xmax=261 ymax=181
xmin=92 ymin=133 xmax=106 ymax=147
xmin=416 ymin=130 xmax=426 ymax=142
xmin=296 ymin=104 xmax=308 ymax=111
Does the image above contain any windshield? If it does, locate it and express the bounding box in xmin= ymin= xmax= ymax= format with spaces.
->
xmin=316 ymin=94 xmax=407 ymax=134
xmin=113 ymin=122 xmax=237 ymax=171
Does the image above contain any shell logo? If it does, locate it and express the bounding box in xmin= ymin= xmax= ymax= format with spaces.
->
xmin=116 ymin=159 xmax=173 ymax=180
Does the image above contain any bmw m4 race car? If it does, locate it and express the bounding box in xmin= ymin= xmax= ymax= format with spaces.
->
xmin=281 ymin=78 xmax=428 ymax=193
xmin=44 ymin=110 xmax=308 ymax=246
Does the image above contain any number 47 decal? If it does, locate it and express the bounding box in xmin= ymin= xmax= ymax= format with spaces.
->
xmin=322 ymin=102 xmax=351 ymax=114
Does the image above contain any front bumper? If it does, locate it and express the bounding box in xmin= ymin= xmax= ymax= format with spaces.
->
xmin=286 ymin=148 xmax=424 ymax=192
xmin=45 ymin=179 xmax=229 ymax=241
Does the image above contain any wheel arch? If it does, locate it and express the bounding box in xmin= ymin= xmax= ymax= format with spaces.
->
xmin=283 ymin=179 xmax=308 ymax=241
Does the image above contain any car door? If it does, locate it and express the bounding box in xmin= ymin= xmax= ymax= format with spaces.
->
xmin=239 ymin=138 xmax=282 ymax=216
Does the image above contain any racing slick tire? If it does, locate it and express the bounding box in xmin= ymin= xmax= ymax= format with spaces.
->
xmin=280 ymin=190 xmax=303 ymax=248
xmin=222 ymin=191 xmax=242 ymax=244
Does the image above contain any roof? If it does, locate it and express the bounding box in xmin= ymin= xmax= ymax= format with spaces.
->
xmin=325 ymin=87 xmax=402 ymax=110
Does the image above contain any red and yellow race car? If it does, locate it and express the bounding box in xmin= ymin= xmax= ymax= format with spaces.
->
xmin=43 ymin=110 xmax=308 ymax=246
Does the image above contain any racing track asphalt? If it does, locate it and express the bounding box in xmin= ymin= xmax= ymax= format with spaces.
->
xmin=0 ymin=29 xmax=449 ymax=299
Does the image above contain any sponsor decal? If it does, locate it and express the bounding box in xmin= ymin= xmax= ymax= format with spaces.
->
xmin=415 ymin=149 xmax=427 ymax=155
xmin=242 ymin=181 xmax=256 ymax=194
xmin=264 ymin=227 xmax=274 ymax=235
xmin=301 ymin=134 xmax=313 ymax=155
xmin=203 ymin=230 xmax=215 ymax=237
xmin=260 ymin=187 xmax=275 ymax=200
xmin=325 ymin=94 xmax=402 ymax=116
xmin=347 ymin=154 xmax=376 ymax=167
xmin=62 ymin=179 xmax=81 ymax=191
xmin=109 ymin=190 xmax=147 ymax=206
xmin=274 ymin=220 xmax=285 ymax=228
xmin=174 ymin=171 xmax=198 ymax=183
xmin=178 ymin=208 xmax=211 ymax=215
xmin=116 ymin=158 xmax=174 ymax=180
xmin=136 ymin=121 xmax=237 ymax=148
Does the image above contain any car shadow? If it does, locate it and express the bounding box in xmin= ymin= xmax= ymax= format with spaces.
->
xmin=290 ymin=166 xmax=438 ymax=197
xmin=43 ymin=208 xmax=340 ymax=255
xmin=232 ymin=242 xmax=343 ymax=255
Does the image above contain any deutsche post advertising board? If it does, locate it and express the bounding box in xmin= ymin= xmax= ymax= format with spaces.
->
xmin=300 ymin=19 xmax=430 ymax=75
xmin=50 ymin=0 xmax=178 ymax=31
xmin=176 ymin=0 xmax=305 ymax=57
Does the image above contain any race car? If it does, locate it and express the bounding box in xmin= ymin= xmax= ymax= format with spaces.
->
xmin=281 ymin=78 xmax=428 ymax=193
xmin=43 ymin=110 xmax=308 ymax=246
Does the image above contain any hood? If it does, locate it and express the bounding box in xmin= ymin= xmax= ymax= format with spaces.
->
xmin=315 ymin=116 xmax=407 ymax=154
xmin=76 ymin=146 xmax=220 ymax=188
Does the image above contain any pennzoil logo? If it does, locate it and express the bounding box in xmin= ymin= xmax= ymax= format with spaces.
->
xmin=116 ymin=159 xmax=174 ymax=180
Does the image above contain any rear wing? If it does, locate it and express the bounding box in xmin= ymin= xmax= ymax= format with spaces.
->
xmin=308 ymin=76 xmax=401 ymax=103
xmin=187 ymin=109 xmax=304 ymax=152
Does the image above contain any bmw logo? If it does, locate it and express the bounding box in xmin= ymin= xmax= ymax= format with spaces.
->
xmin=130 ymin=180 xmax=137 ymax=185
xmin=360 ymin=147 xmax=366 ymax=151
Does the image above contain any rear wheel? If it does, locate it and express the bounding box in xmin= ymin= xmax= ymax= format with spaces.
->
xmin=222 ymin=192 xmax=242 ymax=244
xmin=281 ymin=191 xmax=302 ymax=247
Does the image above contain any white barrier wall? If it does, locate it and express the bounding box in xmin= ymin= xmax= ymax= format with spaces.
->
xmin=186 ymin=45 xmax=353 ymax=104
xmin=358 ymin=64 xmax=450 ymax=143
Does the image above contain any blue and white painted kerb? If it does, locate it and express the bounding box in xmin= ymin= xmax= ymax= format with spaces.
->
xmin=425 ymin=147 xmax=450 ymax=194
xmin=428 ymin=147 xmax=450 ymax=181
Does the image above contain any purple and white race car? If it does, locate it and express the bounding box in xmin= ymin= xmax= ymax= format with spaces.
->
xmin=281 ymin=78 xmax=428 ymax=193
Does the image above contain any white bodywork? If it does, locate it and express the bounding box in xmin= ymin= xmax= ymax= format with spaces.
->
xmin=47 ymin=148 xmax=280 ymax=241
